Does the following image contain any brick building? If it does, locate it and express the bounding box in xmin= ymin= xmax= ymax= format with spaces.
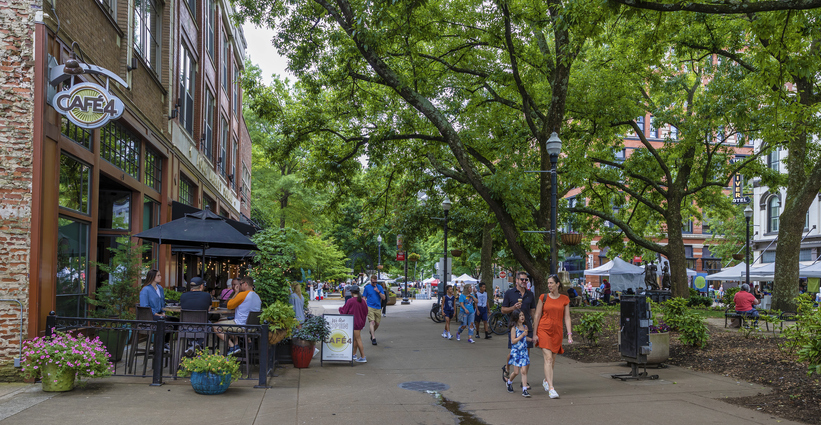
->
xmin=0 ymin=0 xmax=253 ymax=379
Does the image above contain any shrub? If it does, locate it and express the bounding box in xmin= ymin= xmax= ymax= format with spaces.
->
xmin=576 ymin=312 xmax=606 ymax=346
xmin=782 ymin=294 xmax=821 ymax=375
xmin=250 ymin=228 xmax=297 ymax=307
xmin=676 ymin=312 xmax=709 ymax=348
xmin=687 ymin=296 xmax=713 ymax=308
xmin=722 ymin=287 xmax=741 ymax=309
xmin=86 ymin=235 xmax=148 ymax=319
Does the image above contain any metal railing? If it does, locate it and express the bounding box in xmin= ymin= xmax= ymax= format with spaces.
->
xmin=45 ymin=312 xmax=273 ymax=388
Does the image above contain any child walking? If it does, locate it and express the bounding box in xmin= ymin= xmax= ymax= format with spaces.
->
xmin=440 ymin=285 xmax=455 ymax=339
xmin=506 ymin=309 xmax=531 ymax=397
xmin=456 ymin=283 xmax=476 ymax=343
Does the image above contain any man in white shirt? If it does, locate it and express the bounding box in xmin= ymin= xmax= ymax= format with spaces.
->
xmin=214 ymin=276 xmax=261 ymax=356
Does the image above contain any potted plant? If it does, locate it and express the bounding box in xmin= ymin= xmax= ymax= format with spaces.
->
xmin=732 ymin=253 xmax=745 ymax=261
xmin=648 ymin=320 xmax=671 ymax=364
xmin=22 ymin=332 xmax=113 ymax=392
xmin=408 ymin=253 xmax=420 ymax=262
xmin=451 ymin=249 xmax=463 ymax=257
xmin=561 ymin=232 xmax=583 ymax=246
xmin=260 ymin=301 xmax=300 ymax=345
xmin=177 ymin=350 xmax=241 ymax=395
xmin=386 ymin=290 xmax=397 ymax=305
xmin=165 ymin=290 xmax=182 ymax=305
xmin=86 ymin=235 xmax=148 ymax=362
xmin=290 ymin=314 xmax=331 ymax=368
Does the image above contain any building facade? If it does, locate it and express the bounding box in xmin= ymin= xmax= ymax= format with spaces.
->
xmin=0 ymin=0 xmax=252 ymax=378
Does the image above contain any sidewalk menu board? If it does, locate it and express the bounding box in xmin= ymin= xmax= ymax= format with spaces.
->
xmin=321 ymin=314 xmax=354 ymax=366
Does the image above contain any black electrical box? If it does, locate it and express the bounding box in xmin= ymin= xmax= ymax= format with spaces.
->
xmin=618 ymin=295 xmax=651 ymax=361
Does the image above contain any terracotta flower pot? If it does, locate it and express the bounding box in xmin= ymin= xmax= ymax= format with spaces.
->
xmin=291 ymin=338 xmax=315 ymax=368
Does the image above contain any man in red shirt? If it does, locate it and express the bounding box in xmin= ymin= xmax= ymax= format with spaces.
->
xmin=733 ymin=284 xmax=760 ymax=326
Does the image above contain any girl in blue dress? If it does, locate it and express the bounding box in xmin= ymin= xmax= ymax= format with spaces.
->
xmin=506 ymin=309 xmax=531 ymax=397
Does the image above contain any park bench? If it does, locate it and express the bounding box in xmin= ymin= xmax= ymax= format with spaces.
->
xmin=778 ymin=311 xmax=798 ymax=328
xmin=724 ymin=308 xmax=774 ymax=331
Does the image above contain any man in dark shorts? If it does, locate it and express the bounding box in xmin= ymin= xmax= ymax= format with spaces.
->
xmin=501 ymin=271 xmax=536 ymax=384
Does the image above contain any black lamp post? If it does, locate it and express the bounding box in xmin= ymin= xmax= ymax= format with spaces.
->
xmin=440 ymin=197 xmax=452 ymax=300
xmin=377 ymin=235 xmax=382 ymax=280
xmin=546 ymin=132 xmax=563 ymax=275
xmin=744 ymin=205 xmax=753 ymax=288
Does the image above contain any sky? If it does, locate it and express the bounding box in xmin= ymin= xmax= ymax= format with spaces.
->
xmin=241 ymin=24 xmax=293 ymax=83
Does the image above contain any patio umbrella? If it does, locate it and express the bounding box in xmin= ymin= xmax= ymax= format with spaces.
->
xmin=135 ymin=209 xmax=257 ymax=275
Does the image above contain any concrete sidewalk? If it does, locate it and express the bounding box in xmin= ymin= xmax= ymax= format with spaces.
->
xmin=0 ymin=299 xmax=800 ymax=425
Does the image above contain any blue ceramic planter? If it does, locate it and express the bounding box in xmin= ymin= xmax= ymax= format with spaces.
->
xmin=190 ymin=371 xmax=232 ymax=395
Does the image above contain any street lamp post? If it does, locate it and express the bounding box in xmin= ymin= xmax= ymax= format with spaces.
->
xmin=744 ymin=205 xmax=753 ymax=289
xmin=546 ymin=132 xmax=563 ymax=275
xmin=441 ymin=197 xmax=452 ymax=300
xmin=377 ymin=235 xmax=382 ymax=280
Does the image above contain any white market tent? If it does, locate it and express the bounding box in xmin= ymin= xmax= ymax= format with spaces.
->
xmin=704 ymin=263 xmax=773 ymax=281
xmin=452 ymin=274 xmax=479 ymax=284
xmin=750 ymin=261 xmax=821 ymax=279
xmin=798 ymin=262 xmax=821 ymax=278
xmin=583 ymin=257 xmax=645 ymax=291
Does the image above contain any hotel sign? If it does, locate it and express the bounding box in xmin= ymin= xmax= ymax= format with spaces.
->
xmin=49 ymin=61 xmax=128 ymax=129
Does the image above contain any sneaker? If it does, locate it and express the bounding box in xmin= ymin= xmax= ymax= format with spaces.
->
xmin=371 ymin=338 xmax=377 ymax=346
xmin=507 ymin=381 xmax=514 ymax=393
xmin=184 ymin=344 xmax=196 ymax=357
xmin=542 ymin=380 xmax=550 ymax=392
xmin=447 ymin=334 xmax=452 ymax=340
xmin=353 ymin=354 xmax=358 ymax=360
xmin=502 ymin=365 xmax=509 ymax=382
xmin=468 ymin=338 xmax=475 ymax=344
xmin=163 ymin=343 xmax=171 ymax=353
xmin=228 ymin=346 xmax=242 ymax=356
xmin=313 ymin=347 xmax=320 ymax=358
xmin=456 ymin=334 xmax=461 ymax=341
xmin=356 ymin=357 xmax=367 ymax=363
xmin=549 ymin=389 xmax=559 ymax=399
xmin=522 ymin=389 xmax=531 ymax=398
xmin=442 ymin=330 xmax=447 ymax=338
xmin=485 ymin=334 xmax=492 ymax=339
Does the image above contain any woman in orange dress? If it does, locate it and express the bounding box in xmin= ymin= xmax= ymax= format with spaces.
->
xmin=532 ymin=274 xmax=573 ymax=399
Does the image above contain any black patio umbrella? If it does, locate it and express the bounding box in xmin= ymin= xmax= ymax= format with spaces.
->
xmin=135 ymin=209 xmax=257 ymax=275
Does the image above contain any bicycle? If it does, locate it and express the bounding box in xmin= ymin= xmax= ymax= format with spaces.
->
xmin=430 ymin=300 xmax=444 ymax=323
xmin=488 ymin=304 xmax=509 ymax=335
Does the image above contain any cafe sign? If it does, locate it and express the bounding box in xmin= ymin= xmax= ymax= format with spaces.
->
xmin=54 ymin=82 xmax=124 ymax=129
xmin=49 ymin=59 xmax=129 ymax=129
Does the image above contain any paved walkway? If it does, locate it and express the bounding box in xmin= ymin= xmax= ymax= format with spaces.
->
xmin=0 ymin=299 xmax=801 ymax=425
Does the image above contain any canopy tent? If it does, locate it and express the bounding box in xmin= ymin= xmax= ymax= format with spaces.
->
xmin=751 ymin=261 xmax=821 ymax=279
xmin=798 ymin=262 xmax=821 ymax=278
xmin=704 ymin=263 xmax=773 ymax=281
xmin=583 ymin=257 xmax=645 ymax=291
xmin=452 ymin=274 xmax=479 ymax=284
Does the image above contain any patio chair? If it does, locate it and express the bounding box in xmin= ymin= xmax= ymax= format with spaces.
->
xmin=235 ymin=311 xmax=262 ymax=378
xmin=127 ymin=306 xmax=158 ymax=375
xmin=172 ymin=309 xmax=209 ymax=375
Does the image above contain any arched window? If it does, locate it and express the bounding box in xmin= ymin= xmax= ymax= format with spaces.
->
xmin=768 ymin=196 xmax=780 ymax=233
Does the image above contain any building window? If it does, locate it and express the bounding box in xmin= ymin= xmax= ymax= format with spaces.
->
xmin=716 ymin=126 xmax=724 ymax=143
xmin=59 ymin=153 xmax=91 ymax=215
xmin=232 ymin=137 xmax=238 ymax=190
xmin=800 ymin=248 xmax=812 ymax=262
xmin=56 ymin=217 xmax=89 ymax=318
xmin=635 ymin=115 xmax=645 ymax=135
xmin=702 ymin=213 xmax=711 ymax=234
xmin=98 ymin=0 xmax=115 ymax=16
xmin=143 ymin=196 xmax=160 ymax=268
xmin=98 ymin=179 xmax=131 ymax=231
xmin=179 ymin=175 xmax=194 ymax=206
xmin=144 ymin=147 xmax=162 ymax=192
xmin=768 ymin=148 xmax=780 ymax=172
xmin=768 ymin=196 xmax=780 ymax=233
xmin=649 ymin=117 xmax=657 ymax=138
xmin=233 ymin=65 xmax=239 ymax=114
xmin=222 ymin=34 xmax=229 ymax=90
xmin=682 ymin=219 xmax=693 ymax=234
xmin=219 ymin=118 xmax=227 ymax=176
xmin=179 ymin=46 xmax=196 ymax=135
xmin=206 ymin=0 xmax=215 ymax=59
xmin=242 ymin=163 xmax=250 ymax=199
xmin=203 ymin=90 xmax=214 ymax=162
xmin=186 ymin=0 xmax=196 ymax=17
xmin=670 ymin=125 xmax=678 ymax=140
xmin=101 ymin=121 xmax=141 ymax=179
xmin=563 ymin=197 xmax=576 ymax=233
xmin=762 ymin=250 xmax=776 ymax=263
xmin=133 ymin=0 xmax=161 ymax=71
xmin=203 ymin=194 xmax=216 ymax=212
xmin=61 ymin=116 xmax=91 ymax=150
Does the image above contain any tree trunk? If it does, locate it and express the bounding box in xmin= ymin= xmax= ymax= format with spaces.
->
xmin=279 ymin=193 xmax=289 ymax=229
xmin=664 ymin=199 xmax=689 ymax=298
xmin=480 ymin=219 xmax=495 ymax=307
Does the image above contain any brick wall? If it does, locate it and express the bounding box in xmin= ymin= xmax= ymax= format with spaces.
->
xmin=0 ymin=0 xmax=35 ymax=381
